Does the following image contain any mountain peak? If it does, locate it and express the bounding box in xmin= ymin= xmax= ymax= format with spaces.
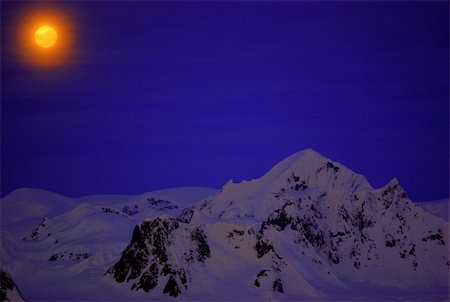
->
xmin=375 ymin=177 xmax=409 ymax=201
xmin=255 ymin=149 xmax=372 ymax=193
xmin=376 ymin=177 xmax=404 ymax=193
xmin=290 ymin=148 xmax=324 ymax=158
xmin=385 ymin=177 xmax=400 ymax=187
xmin=268 ymin=149 xmax=327 ymax=173
xmin=201 ymin=149 xmax=373 ymax=220
xmin=255 ymin=149 xmax=328 ymax=185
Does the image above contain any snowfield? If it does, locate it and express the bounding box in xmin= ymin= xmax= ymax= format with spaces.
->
xmin=1 ymin=150 xmax=448 ymax=301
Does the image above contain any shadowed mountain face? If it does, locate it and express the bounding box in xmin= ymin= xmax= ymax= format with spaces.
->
xmin=106 ymin=150 xmax=449 ymax=299
xmin=107 ymin=216 xmax=210 ymax=297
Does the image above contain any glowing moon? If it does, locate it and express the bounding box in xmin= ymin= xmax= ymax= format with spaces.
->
xmin=35 ymin=25 xmax=57 ymax=48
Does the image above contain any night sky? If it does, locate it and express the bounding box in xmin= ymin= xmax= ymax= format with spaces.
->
xmin=1 ymin=2 xmax=448 ymax=201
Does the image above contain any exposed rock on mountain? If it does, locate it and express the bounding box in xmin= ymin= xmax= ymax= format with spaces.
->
xmin=107 ymin=216 xmax=211 ymax=297
xmin=1 ymin=269 xmax=26 ymax=302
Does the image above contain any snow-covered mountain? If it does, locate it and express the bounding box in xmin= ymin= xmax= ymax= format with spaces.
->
xmin=0 ymin=187 xmax=217 ymax=301
xmin=1 ymin=149 xmax=448 ymax=301
xmin=106 ymin=149 xmax=448 ymax=300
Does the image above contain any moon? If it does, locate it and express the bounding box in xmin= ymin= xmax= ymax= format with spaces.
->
xmin=35 ymin=25 xmax=57 ymax=48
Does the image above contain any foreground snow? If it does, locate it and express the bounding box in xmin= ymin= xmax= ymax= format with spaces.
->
xmin=1 ymin=150 xmax=448 ymax=301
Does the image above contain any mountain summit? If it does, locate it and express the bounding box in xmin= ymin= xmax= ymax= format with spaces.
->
xmin=258 ymin=149 xmax=371 ymax=191
xmin=197 ymin=149 xmax=373 ymax=220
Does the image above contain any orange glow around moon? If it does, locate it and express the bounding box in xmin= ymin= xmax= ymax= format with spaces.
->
xmin=14 ymin=6 xmax=75 ymax=68
xmin=35 ymin=25 xmax=58 ymax=48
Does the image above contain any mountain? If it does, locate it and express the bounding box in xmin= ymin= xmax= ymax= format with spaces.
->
xmin=0 ymin=187 xmax=217 ymax=301
xmin=1 ymin=150 xmax=448 ymax=301
xmin=107 ymin=149 xmax=448 ymax=300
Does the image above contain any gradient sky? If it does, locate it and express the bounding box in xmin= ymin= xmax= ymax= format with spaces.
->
xmin=1 ymin=1 xmax=448 ymax=201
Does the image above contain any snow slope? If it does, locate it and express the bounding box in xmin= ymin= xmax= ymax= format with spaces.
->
xmin=416 ymin=199 xmax=449 ymax=221
xmin=1 ymin=188 xmax=76 ymax=226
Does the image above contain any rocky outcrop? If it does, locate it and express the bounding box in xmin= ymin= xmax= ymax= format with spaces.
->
xmin=1 ymin=269 xmax=25 ymax=302
xmin=107 ymin=216 xmax=210 ymax=297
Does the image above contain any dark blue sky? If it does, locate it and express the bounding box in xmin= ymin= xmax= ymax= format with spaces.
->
xmin=1 ymin=2 xmax=448 ymax=201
